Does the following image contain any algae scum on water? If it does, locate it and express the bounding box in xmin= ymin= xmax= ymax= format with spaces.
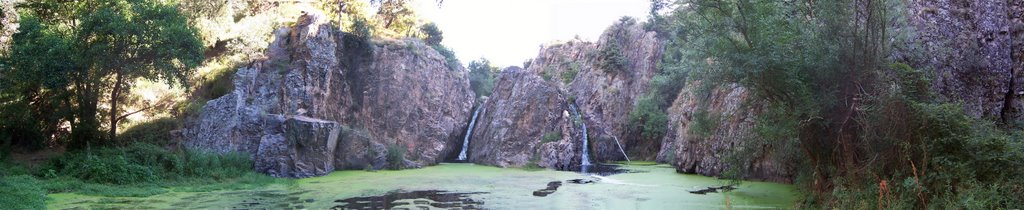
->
xmin=48 ymin=163 xmax=798 ymax=209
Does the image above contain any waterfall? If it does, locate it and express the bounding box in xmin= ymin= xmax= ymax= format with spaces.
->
xmin=568 ymin=104 xmax=592 ymax=166
xmin=457 ymin=106 xmax=483 ymax=161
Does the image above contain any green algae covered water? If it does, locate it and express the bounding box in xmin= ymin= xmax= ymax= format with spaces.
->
xmin=48 ymin=163 xmax=798 ymax=209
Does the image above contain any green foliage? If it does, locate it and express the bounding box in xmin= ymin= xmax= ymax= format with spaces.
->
xmin=597 ymin=17 xmax=634 ymax=73
xmin=628 ymin=94 xmax=669 ymax=140
xmin=0 ymin=175 xmax=46 ymax=210
xmin=116 ymin=117 xmax=179 ymax=146
xmin=652 ymin=0 xmax=1024 ymax=207
xmin=431 ymin=44 xmax=461 ymax=71
xmin=342 ymin=17 xmax=376 ymax=67
xmin=8 ymin=0 xmax=205 ymax=147
xmin=468 ymin=58 xmax=497 ymax=97
xmin=46 ymin=143 xmax=253 ymax=185
xmin=687 ymin=109 xmax=721 ymax=138
xmin=542 ymin=132 xmax=562 ymax=143
xmin=195 ymin=63 xmax=237 ymax=101
xmin=598 ymin=40 xmax=628 ymax=73
xmin=176 ymin=99 xmax=207 ymax=118
xmin=386 ymin=143 xmax=406 ymax=170
xmin=560 ymin=62 xmax=580 ymax=84
xmin=420 ymin=22 xmax=443 ymax=45
xmin=541 ymin=69 xmax=553 ymax=81
xmin=0 ymin=15 xmax=76 ymax=152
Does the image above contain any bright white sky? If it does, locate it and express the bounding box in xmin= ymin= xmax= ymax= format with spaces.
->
xmin=412 ymin=0 xmax=650 ymax=67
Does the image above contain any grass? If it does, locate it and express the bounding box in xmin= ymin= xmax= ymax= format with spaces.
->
xmin=0 ymin=175 xmax=46 ymax=209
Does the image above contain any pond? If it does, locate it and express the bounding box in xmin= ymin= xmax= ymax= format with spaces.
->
xmin=48 ymin=162 xmax=798 ymax=209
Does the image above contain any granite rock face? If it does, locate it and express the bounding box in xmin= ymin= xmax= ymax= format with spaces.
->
xmin=656 ymin=84 xmax=791 ymax=182
xmin=524 ymin=18 xmax=663 ymax=162
xmin=184 ymin=13 xmax=474 ymax=177
xmin=467 ymin=67 xmax=583 ymax=169
xmin=254 ymin=116 xmax=341 ymax=178
xmin=902 ymin=0 xmax=1023 ymax=121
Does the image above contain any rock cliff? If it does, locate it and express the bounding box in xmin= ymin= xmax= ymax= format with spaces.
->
xmin=902 ymin=0 xmax=1023 ymax=122
xmin=656 ymin=84 xmax=791 ymax=182
xmin=467 ymin=67 xmax=582 ymax=169
xmin=184 ymin=13 xmax=474 ymax=177
xmin=524 ymin=18 xmax=662 ymax=162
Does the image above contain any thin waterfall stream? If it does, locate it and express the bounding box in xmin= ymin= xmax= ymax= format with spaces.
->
xmin=457 ymin=106 xmax=484 ymax=161
xmin=568 ymin=103 xmax=592 ymax=171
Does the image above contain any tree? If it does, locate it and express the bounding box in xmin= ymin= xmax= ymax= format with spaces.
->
xmin=0 ymin=15 xmax=76 ymax=152
xmin=420 ymin=22 xmax=442 ymax=45
xmin=11 ymin=0 xmax=204 ymax=147
xmin=468 ymin=58 xmax=498 ymax=97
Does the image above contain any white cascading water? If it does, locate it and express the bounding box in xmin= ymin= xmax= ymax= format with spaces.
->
xmin=568 ymin=104 xmax=592 ymax=167
xmin=580 ymin=118 xmax=591 ymax=166
xmin=457 ymin=106 xmax=483 ymax=161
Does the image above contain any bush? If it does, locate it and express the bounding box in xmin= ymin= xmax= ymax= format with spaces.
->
xmin=195 ymin=65 xmax=236 ymax=101
xmin=542 ymin=132 xmax=562 ymax=143
xmin=116 ymin=117 xmax=179 ymax=146
xmin=468 ymin=58 xmax=497 ymax=97
xmin=628 ymin=94 xmax=669 ymax=140
xmin=598 ymin=41 xmax=628 ymax=73
xmin=419 ymin=22 xmax=443 ymax=45
xmin=45 ymin=143 xmax=253 ymax=185
xmin=687 ymin=109 xmax=721 ymax=138
xmin=431 ymin=44 xmax=460 ymax=71
xmin=560 ymin=62 xmax=580 ymax=84
xmin=541 ymin=70 xmax=553 ymax=81
xmin=0 ymin=175 xmax=46 ymax=209
xmin=386 ymin=143 xmax=406 ymax=170
xmin=341 ymin=17 xmax=375 ymax=66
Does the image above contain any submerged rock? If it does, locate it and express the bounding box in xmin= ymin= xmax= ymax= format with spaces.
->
xmin=532 ymin=181 xmax=563 ymax=197
xmin=183 ymin=12 xmax=474 ymax=177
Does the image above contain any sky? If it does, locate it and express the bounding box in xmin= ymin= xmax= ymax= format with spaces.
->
xmin=412 ymin=0 xmax=650 ymax=67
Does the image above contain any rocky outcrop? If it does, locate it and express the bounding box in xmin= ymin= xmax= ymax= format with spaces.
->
xmin=467 ymin=67 xmax=582 ymax=169
xmin=255 ymin=116 xmax=341 ymax=177
xmin=524 ymin=18 xmax=662 ymax=162
xmin=901 ymin=0 xmax=1023 ymax=122
xmin=656 ymin=84 xmax=790 ymax=182
xmin=184 ymin=13 xmax=474 ymax=177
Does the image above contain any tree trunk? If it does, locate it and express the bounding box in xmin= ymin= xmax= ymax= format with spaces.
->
xmin=71 ymin=80 xmax=100 ymax=149
xmin=108 ymin=71 xmax=124 ymax=141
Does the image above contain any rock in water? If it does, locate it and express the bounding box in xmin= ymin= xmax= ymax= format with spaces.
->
xmin=183 ymin=12 xmax=474 ymax=178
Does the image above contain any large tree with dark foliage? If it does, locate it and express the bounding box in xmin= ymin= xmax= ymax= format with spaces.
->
xmin=1 ymin=0 xmax=204 ymax=149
